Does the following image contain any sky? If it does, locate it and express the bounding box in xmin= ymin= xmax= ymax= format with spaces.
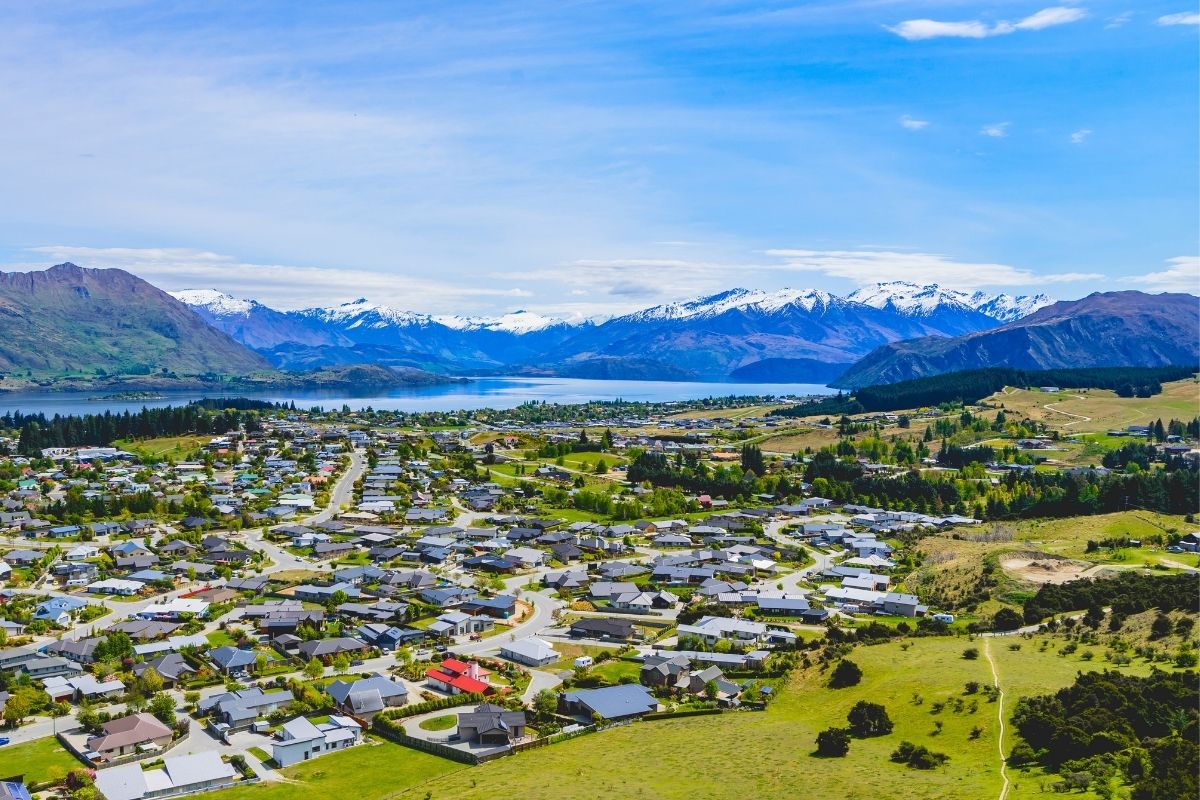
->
xmin=0 ymin=0 xmax=1196 ymax=318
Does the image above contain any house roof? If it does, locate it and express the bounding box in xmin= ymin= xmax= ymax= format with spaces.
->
xmin=86 ymin=712 xmax=172 ymax=752
xmin=562 ymin=684 xmax=657 ymax=719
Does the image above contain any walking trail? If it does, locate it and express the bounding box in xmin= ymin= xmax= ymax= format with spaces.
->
xmin=983 ymin=639 xmax=1011 ymax=800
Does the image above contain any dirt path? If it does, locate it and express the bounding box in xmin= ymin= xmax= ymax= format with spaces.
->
xmin=1042 ymin=395 xmax=1090 ymax=428
xmin=983 ymin=639 xmax=1011 ymax=800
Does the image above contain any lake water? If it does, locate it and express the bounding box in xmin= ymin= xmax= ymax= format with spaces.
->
xmin=0 ymin=377 xmax=832 ymax=417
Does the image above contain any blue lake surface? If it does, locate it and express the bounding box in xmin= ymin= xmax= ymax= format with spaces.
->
xmin=0 ymin=377 xmax=832 ymax=416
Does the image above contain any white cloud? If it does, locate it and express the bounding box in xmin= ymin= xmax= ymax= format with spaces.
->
xmin=1069 ymin=128 xmax=1092 ymax=143
xmin=764 ymin=248 xmax=1103 ymax=289
xmin=1126 ymin=256 xmax=1200 ymax=292
xmin=1105 ymin=11 xmax=1132 ymax=28
xmin=1157 ymin=12 xmax=1200 ymax=25
xmin=900 ymin=115 xmax=930 ymax=130
xmin=14 ymin=246 xmax=531 ymax=313
xmin=888 ymin=19 xmax=991 ymax=40
xmin=889 ymin=6 xmax=1087 ymax=40
xmin=981 ymin=122 xmax=1011 ymax=138
xmin=1013 ymin=7 xmax=1089 ymax=30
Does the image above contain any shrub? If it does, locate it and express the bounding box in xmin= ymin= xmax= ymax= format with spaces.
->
xmin=891 ymin=741 xmax=950 ymax=769
xmin=962 ymin=647 xmax=980 ymax=660
xmin=815 ymin=727 xmax=851 ymax=757
xmin=828 ymin=659 xmax=862 ymax=689
xmin=847 ymin=701 xmax=893 ymax=738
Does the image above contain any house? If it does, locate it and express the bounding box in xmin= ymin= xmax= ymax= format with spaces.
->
xmin=95 ymin=751 xmax=236 ymax=800
xmin=34 ymin=596 xmax=87 ymax=625
xmin=456 ymin=702 xmax=527 ymax=745
xmin=209 ymin=646 xmax=260 ymax=676
xmin=271 ymin=715 xmax=362 ymax=767
xmin=85 ymin=712 xmax=174 ymax=761
xmin=133 ymin=653 xmax=195 ymax=688
xmin=297 ymin=637 xmax=369 ymax=661
xmin=569 ymin=617 xmax=637 ymax=641
xmin=560 ymin=684 xmax=658 ymax=721
xmin=43 ymin=674 xmax=125 ymax=703
xmin=0 ymin=782 xmax=30 ymax=800
xmin=461 ymin=594 xmax=517 ymax=619
xmin=135 ymin=599 xmax=209 ymax=620
xmin=198 ymin=688 xmax=294 ymax=729
xmin=499 ymin=637 xmax=558 ymax=667
xmin=427 ymin=611 xmax=494 ymax=639
xmin=326 ymin=673 xmax=408 ymax=718
xmin=677 ymin=615 xmax=797 ymax=647
xmin=880 ymin=592 xmax=925 ymax=618
xmin=88 ymin=578 xmax=144 ymax=596
xmin=426 ymin=658 xmax=493 ymax=695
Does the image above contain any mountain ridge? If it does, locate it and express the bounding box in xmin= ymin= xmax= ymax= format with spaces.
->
xmin=171 ymin=280 xmax=1051 ymax=379
xmin=832 ymin=291 xmax=1200 ymax=388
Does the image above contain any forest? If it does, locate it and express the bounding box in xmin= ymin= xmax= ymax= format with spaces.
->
xmin=1010 ymin=670 xmax=1197 ymax=799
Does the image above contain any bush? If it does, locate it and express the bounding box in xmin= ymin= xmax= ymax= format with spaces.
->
xmin=891 ymin=741 xmax=950 ymax=769
xmin=962 ymin=647 xmax=980 ymax=660
xmin=815 ymin=727 xmax=851 ymax=757
xmin=847 ymin=701 xmax=893 ymax=738
xmin=828 ymin=659 xmax=862 ymax=689
xmin=992 ymin=608 xmax=1023 ymax=632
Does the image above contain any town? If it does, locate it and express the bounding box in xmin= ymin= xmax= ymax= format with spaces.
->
xmin=0 ymin=381 xmax=1194 ymax=800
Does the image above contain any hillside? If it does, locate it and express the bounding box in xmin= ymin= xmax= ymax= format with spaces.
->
xmin=0 ymin=264 xmax=269 ymax=377
xmin=833 ymin=291 xmax=1200 ymax=388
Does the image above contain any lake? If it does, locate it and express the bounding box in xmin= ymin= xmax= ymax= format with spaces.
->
xmin=0 ymin=377 xmax=832 ymax=416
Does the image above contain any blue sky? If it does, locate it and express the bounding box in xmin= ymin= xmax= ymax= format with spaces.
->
xmin=0 ymin=1 xmax=1196 ymax=316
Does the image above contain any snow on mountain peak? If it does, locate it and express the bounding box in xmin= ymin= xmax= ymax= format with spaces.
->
xmin=627 ymin=287 xmax=839 ymax=321
xmin=171 ymin=289 xmax=256 ymax=316
xmin=848 ymin=281 xmax=1052 ymax=322
xmin=434 ymin=309 xmax=564 ymax=333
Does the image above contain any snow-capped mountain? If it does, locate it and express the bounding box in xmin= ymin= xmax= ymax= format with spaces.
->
xmin=965 ymin=290 xmax=1053 ymax=322
xmin=173 ymin=281 xmax=1053 ymax=380
xmin=619 ymin=288 xmax=841 ymax=322
xmin=434 ymin=309 xmax=567 ymax=334
xmin=846 ymin=281 xmax=1052 ymax=322
xmin=170 ymin=289 xmax=259 ymax=317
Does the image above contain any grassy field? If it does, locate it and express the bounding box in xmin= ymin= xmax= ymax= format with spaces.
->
xmin=113 ymin=434 xmax=212 ymax=458
xmin=0 ymin=737 xmax=83 ymax=786
xmin=193 ymin=627 xmax=1184 ymax=800
xmin=986 ymin=379 xmax=1199 ymax=436
xmin=387 ymin=632 xmax=1159 ymax=800
xmin=911 ymin=512 xmax=1197 ymax=616
xmin=215 ymin=739 xmax=464 ymax=800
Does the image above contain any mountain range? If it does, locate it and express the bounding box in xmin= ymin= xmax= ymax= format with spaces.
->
xmin=832 ymin=291 xmax=1200 ymax=388
xmin=173 ymin=281 xmax=1055 ymax=381
xmin=0 ymin=264 xmax=1192 ymax=390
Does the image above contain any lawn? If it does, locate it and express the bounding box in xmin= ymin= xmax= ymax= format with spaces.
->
xmin=418 ymin=715 xmax=458 ymax=732
xmin=113 ymin=434 xmax=211 ymax=458
xmin=388 ymin=632 xmax=1166 ymax=800
xmin=587 ymin=657 xmax=641 ymax=684
xmin=206 ymin=629 xmax=239 ymax=648
xmin=215 ymin=739 xmax=464 ymax=800
xmin=984 ymin=379 xmax=1199 ymax=436
xmin=0 ymin=737 xmax=83 ymax=786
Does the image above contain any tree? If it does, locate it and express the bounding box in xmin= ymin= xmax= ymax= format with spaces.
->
xmin=815 ymin=727 xmax=851 ymax=757
xmin=139 ymin=667 xmax=164 ymax=695
xmin=961 ymin=647 xmax=980 ymax=660
xmin=304 ymin=658 xmax=324 ymax=680
xmin=150 ymin=693 xmax=176 ymax=725
xmin=847 ymin=701 xmax=893 ymax=738
xmin=829 ymin=659 xmax=862 ymax=689
xmin=1151 ymin=612 xmax=1174 ymax=640
xmin=2 ymin=693 xmax=29 ymax=728
xmin=532 ymin=689 xmax=558 ymax=719
xmin=992 ymin=608 xmax=1023 ymax=632
xmin=332 ymin=653 xmax=351 ymax=675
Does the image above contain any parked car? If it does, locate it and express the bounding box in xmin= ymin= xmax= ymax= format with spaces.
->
xmin=0 ymin=737 xmax=11 ymax=746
